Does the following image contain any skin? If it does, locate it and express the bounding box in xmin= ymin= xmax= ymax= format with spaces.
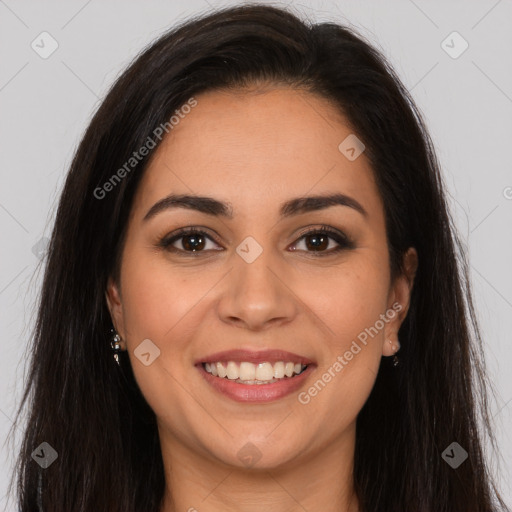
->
xmin=106 ymin=86 xmax=418 ymax=512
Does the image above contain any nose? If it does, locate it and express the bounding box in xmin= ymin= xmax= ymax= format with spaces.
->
xmin=216 ymin=248 xmax=298 ymax=331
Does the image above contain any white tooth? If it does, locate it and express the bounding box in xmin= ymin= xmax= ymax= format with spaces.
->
xmin=239 ymin=362 xmax=256 ymax=380
xmin=226 ymin=361 xmax=239 ymax=380
xmin=235 ymin=377 xmax=279 ymax=385
xmin=273 ymin=361 xmax=285 ymax=378
xmin=208 ymin=360 xmax=306 ymax=380
xmin=216 ymin=362 xmax=227 ymax=378
xmin=255 ymin=362 xmax=274 ymax=381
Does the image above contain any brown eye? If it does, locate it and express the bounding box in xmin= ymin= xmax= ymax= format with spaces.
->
xmin=290 ymin=226 xmax=354 ymax=256
xmin=159 ymin=228 xmax=222 ymax=254
xmin=304 ymin=233 xmax=330 ymax=251
xmin=180 ymin=233 xmax=206 ymax=251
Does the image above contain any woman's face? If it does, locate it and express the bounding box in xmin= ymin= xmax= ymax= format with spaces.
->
xmin=107 ymin=86 xmax=417 ymax=471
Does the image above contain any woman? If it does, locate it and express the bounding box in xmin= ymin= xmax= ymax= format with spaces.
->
xmin=10 ymin=4 xmax=509 ymax=511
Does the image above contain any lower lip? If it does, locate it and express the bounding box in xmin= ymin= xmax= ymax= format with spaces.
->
xmin=197 ymin=364 xmax=315 ymax=403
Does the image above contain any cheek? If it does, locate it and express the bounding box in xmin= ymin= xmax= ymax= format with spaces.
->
xmin=301 ymin=259 xmax=389 ymax=345
xmin=120 ymin=251 xmax=205 ymax=342
xmin=294 ymin=256 xmax=389 ymax=413
xmin=118 ymin=253 xmax=208 ymax=432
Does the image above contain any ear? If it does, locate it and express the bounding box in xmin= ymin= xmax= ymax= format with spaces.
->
xmin=382 ymin=247 xmax=418 ymax=356
xmin=105 ymin=276 xmax=126 ymax=340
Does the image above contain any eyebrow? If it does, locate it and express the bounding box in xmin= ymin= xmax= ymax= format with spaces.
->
xmin=143 ymin=192 xmax=368 ymax=222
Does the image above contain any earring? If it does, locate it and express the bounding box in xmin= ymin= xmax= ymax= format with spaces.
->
xmin=387 ymin=339 xmax=400 ymax=367
xmin=110 ymin=328 xmax=124 ymax=366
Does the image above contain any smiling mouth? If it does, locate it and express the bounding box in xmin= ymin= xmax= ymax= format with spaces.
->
xmin=202 ymin=361 xmax=309 ymax=385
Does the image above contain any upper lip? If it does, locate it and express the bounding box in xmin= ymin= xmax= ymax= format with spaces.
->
xmin=195 ymin=349 xmax=315 ymax=366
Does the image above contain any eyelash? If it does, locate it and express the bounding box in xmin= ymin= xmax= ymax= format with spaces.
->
xmin=157 ymin=225 xmax=354 ymax=257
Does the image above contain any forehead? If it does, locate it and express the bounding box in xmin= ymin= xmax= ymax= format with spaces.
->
xmin=133 ymin=87 xmax=382 ymax=219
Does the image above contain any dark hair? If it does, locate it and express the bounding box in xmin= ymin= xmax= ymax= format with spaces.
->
xmin=10 ymin=3 xmax=509 ymax=511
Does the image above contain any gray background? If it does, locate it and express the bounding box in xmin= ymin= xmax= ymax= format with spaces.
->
xmin=1 ymin=0 xmax=511 ymax=509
